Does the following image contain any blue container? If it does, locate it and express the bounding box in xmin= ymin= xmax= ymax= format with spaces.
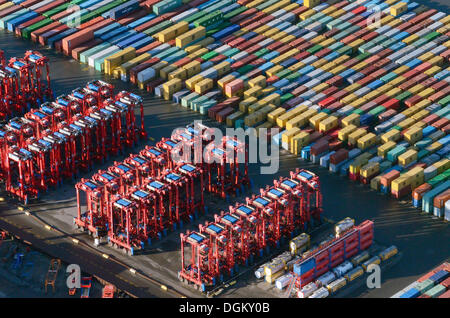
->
xmin=107 ymin=0 xmax=140 ymax=20
xmin=400 ymin=288 xmax=420 ymax=298
xmin=47 ymin=28 xmax=78 ymax=48
xmin=422 ymin=181 xmax=450 ymax=213
xmin=293 ymin=258 xmax=315 ymax=275
xmin=429 ymin=270 xmax=450 ymax=284
xmin=7 ymin=11 xmax=38 ymax=32
xmin=117 ymin=32 xmax=146 ymax=49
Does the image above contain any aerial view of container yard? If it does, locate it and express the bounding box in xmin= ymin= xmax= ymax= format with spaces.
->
xmin=0 ymin=0 xmax=448 ymax=307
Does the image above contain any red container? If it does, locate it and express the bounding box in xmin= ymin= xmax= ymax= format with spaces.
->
xmin=378 ymin=109 xmax=396 ymax=122
xmin=72 ymin=39 xmax=103 ymax=60
xmin=216 ymin=107 xmax=235 ymax=123
xmin=136 ymin=40 xmax=161 ymax=55
xmin=360 ymin=65 xmax=378 ymax=76
xmin=360 ymin=101 xmax=378 ymax=112
xmin=62 ymin=29 xmax=94 ymax=56
xmin=380 ymin=170 xmax=400 ymax=187
xmin=433 ymin=189 xmax=450 ymax=209
xmin=415 ymin=62 xmax=432 ymax=72
xmin=315 ymin=48 xmax=331 ymax=58
xmin=19 ymin=0 xmax=41 ymax=8
xmin=372 ymin=94 xmax=389 ymax=105
xmin=327 ymin=101 xmax=343 ymax=112
xmin=0 ymin=5 xmax=21 ymax=19
xmin=322 ymin=86 xmax=339 ymax=97
xmin=230 ymin=8 xmax=257 ymax=24
xmin=412 ymin=183 xmax=432 ymax=201
xmin=311 ymin=140 xmax=329 ymax=156
xmin=326 ymin=76 xmax=343 ymax=86
xmin=352 ymin=6 xmax=367 ymax=15
xmin=331 ymin=90 xmax=348 ymax=101
xmin=146 ymin=78 xmax=164 ymax=94
xmin=370 ymin=68 xmax=388 ymax=78
xmin=405 ymin=95 xmax=423 ymax=108
xmin=285 ymin=96 xmax=303 ymax=108
xmin=323 ymin=28 xmax=340 ymax=39
xmin=422 ymin=114 xmax=439 ymax=125
xmin=330 ymin=148 xmax=348 ymax=165
xmin=342 ymin=58 xmax=359 ymax=68
xmin=296 ymin=42 xmax=313 ymax=52
xmin=441 ymin=49 xmax=450 ymax=62
xmin=442 ymin=123 xmax=450 ymax=134
xmin=30 ymin=21 xmax=62 ymax=42
xmin=431 ymin=80 xmax=448 ymax=91
xmin=39 ymin=24 xmax=68 ymax=45
xmin=293 ymin=51 xmax=310 ymax=61
xmin=441 ymin=277 xmax=450 ymax=289
xmin=432 ymin=118 xmax=449 ymax=130
xmin=362 ymin=31 xmax=378 ymax=42
xmin=438 ymin=290 xmax=450 ymax=298
xmin=376 ymin=48 xmax=394 ymax=59
xmin=398 ymin=79 xmax=416 ymax=91
xmin=35 ymin=0 xmax=66 ymax=14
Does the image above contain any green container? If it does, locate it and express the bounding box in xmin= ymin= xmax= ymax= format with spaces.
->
xmin=224 ymin=48 xmax=239 ymax=57
xmin=201 ymin=51 xmax=218 ymax=61
xmin=380 ymin=72 xmax=397 ymax=83
xmin=237 ymin=64 xmax=253 ymax=75
xmin=396 ymin=91 xmax=412 ymax=102
xmin=307 ymin=44 xmax=323 ymax=54
xmin=181 ymin=92 xmax=199 ymax=108
xmin=417 ymin=149 xmax=430 ymax=160
xmin=337 ymin=45 xmax=352 ymax=55
xmin=415 ymin=279 xmax=435 ymax=294
xmin=223 ymin=6 xmax=247 ymax=20
xmin=194 ymin=10 xmax=223 ymax=29
xmin=425 ymin=284 xmax=446 ymax=298
xmin=255 ymin=48 xmax=269 ymax=57
xmin=191 ymin=95 xmax=208 ymax=111
xmin=276 ymin=69 xmax=292 ymax=79
xmin=143 ymin=20 xmax=172 ymax=36
xmin=286 ymin=73 xmax=300 ymax=81
xmin=428 ymin=169 xmax=450 ymax=187
xmin=184 ymin=11 xmax=207 ymax=24
xmin=355 ymin=52 xmax=371 ymax=61
xmin=423 ymin=31 xmax=440 ymax=42
xmin=352 ymin=109 xmax=364 ymax=115
xmin=369 ymin=106 xmax=385 ymax=117
xmin=438 ymin=95 xmax=450 ymax=107
xmin=280 ymin=93 xmax=293 ymax=104
xmin=199 ymin=100 xmax=217 ymax=115
xmin=42 ymin=3 xmax=71 ymax=18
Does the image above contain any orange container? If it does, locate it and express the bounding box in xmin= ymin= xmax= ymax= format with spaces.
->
xmin=433 ymin=189 xmax=450 ymax=209
xmin=412 ymin=183 xmax=432 ymax=200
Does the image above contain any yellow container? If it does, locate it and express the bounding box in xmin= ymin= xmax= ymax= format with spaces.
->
xmin=378 ymin=141 xmax=396 ymax=157
xmin=357 ymin=133 xmax=378 ymax=150
xmin=162 ymin=78 xmax=182 ymax=100
xmin=291 ymin=132 xmax=310 ymax=155
xmin=113 ymin=53 xmax=150 ymax=80
xmin=289 ymin=61 xmax=305 ymax=72
xmin=382 ymin=129 xmax=401 ymax=143
xmin=424 ymin=66 xmax=441 ymax=77
xmin=404 ymin=126 xmax=423 ymax=144
xmin=213 ymin=61 xmax=231 ymax=77
xmin=255 ymin=121 xmax=273 ymax=137
xmin=157 ymin=21 xmax=189 ymax=42
xmin=226 ymin=111 xmax=245 ymax=127
xmin=282 ymin=128 xmax=302 ymax=149
xmin=340 ymin=94 xmax=358 ymax=104
xmin=187 ymin=47 xmax=208 ymax=59
xmin=248 ymin=75 xmax=266 ymax=88
xmin=338 ymin=124 xmax=357 ymax=141
xmin=268 ymin=107 xmax=286 ymax=123
xmin=160 ymin=65 xmax=177 ymax=79
xmin=348 ymin=128 xmax=367 ymax=146
xmin=398 ymin=149 xmax=418 ymax=167
xmin=350 ymin=98 xmax=366 ymax=108
xmin=168 ymin=68 xmax=187 ymax=80
xmin=309 ymin=112 xmax=328 ymax=130
xmin=194 ymin=78 xmax=213 ymax=94
xmin=390 ymin=2 xmax=408 ymax=17
xmin=398 ymin=117 xmax=416 ymax=130
xmin=184 ymin=37 xmax=214 ymax=53
xmin=239 ymin=97 xmax=258 ymax=113
xmin=262 ymin=93 xmax=281 ymax=106
xmin=393 ymin=65 xmax=409 ymax=74
xmin=341 ymin=113 xmax=360 ymax=127
xmin=248 ymin=102 xmax=265 ymax=114
xmin=266 ymin=65 xmax=284 ymax=77
xmin=104 ymin=47 xmax=136 ymax=75
xmin=244 ymin=86 xmax=263 ymax=99
xmin=371 ymin=175 xmax=382 ymax=191
xmin=182 ymin=60 xmax=202 ymax=78
xmin=304 ymin=0 xmax=320 ymax=8
xmin=319 ymin=116 xmax=338 ymax=133
xmin=312 ymin=82 xmax=329 ymax=93
xmin=300 ymin=9 xmax=316 ymax=20
xmin=360 ymin=162 xmax=380 ymax=179
xmin=176 ymin=26 xmax=206 ymax=48
xmin=276 ymin=105 xmax=307 ymax=128
xmin=185 ymin=74 xmax=204 ymax=90
xmin=433 ymin=159 xmax=450 ymax=174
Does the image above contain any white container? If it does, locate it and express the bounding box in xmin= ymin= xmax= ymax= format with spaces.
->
xmin=445 ymin=200 xmax=450 ymax=222
xmin=333 ymin=261 xmax=354 ymax=277
xmin=215 ymin=44 xmax=231 ymax=54
xmin=298 ymin=282 xmax=318 ymax=298
xmin=255 ymin=267 xmax=265 ymax=279
xmin=275 ymin=274 xmax=293 ymax=290
xmin=335 ymin=217 xmax=354 ymax=237
xmin=259 ymin=38 xmax=274 ymax=47
xmin=316 ymin=271 xmax=336 ymax=287
xmin=171 ymin=8 xmax=198 ymax=23
xmin=309 ymin=286 xmax=329 ymax=298
xmin=424 ymin=166 xmax=438 ymax=181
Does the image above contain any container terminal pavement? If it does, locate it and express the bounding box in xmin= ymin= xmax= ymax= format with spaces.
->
xmin=0 ymin=0 xmax=448 ymax=299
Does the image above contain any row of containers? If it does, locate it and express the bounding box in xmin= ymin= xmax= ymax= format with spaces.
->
xmin=0 ymin=74 xmax=146 ymax=204
xmin=2 ymin=0 xmax=449 ymax=216
xmin=179 ymin=168 xmax=323 ymax=291
xmin=392 ymin=262 xmax=450 ymax=298
xmin=75 ymin=122 xmax=252 ymax=255
xmin=255 ymin=218 xmax=397 ymax=298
